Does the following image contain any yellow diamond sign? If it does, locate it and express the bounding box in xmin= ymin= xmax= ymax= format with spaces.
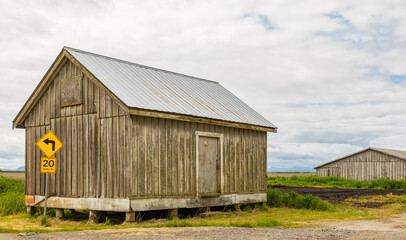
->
xmin=36 ymin=130 xmax=63 ymax=157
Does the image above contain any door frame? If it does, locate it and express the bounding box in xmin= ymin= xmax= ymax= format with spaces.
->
xmin=195 ymin=131 xmax=224 ymax=197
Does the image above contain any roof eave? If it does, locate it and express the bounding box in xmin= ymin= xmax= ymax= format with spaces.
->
xmin=129 ymin=107 xmax=277 ymax=133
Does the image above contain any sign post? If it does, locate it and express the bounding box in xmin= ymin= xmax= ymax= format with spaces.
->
xmin=36 ymin=130 xmax=63 ymax=218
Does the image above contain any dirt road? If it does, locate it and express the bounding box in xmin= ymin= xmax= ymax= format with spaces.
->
xmin=3 ymin=213 xmax=406 ymax=240
xmin=267 ymin=172 xmax=315 ymax=177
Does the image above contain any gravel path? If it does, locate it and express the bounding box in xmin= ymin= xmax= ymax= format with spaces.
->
xmin=3 ymin=214 xmax=406 ymax=240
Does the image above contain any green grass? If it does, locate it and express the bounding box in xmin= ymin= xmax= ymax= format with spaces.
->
xmin=0 ymin=175 xmax=404 ymax=233
xmin=0 ymin=176 xmax=25 ymax=216
xmin=268 ymin=175 xmax=406 ymax=190
xmin=267 ymin=188 xmax=332 ymax=211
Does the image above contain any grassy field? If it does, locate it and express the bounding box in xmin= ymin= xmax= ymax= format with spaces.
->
xmin=268 ymin=175 xmax=406 ymax=190
xmin=0 ymin=176 xmax=25 ymax=216
xmin=0 ymin=171 xmax=25 ymax=179
xmin=0 ymin=175 xmax=405 ymax=233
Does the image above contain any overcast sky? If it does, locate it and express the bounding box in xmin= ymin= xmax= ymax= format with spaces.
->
xmin=1 ymin=0 xmax=405 ymax=170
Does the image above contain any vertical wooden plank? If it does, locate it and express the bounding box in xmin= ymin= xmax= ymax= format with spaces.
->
xmin=88 ymin=114 xmax=94 ymax=197
xmin=100 ymin=118 xmax=106 ymax=197
xmin=224 ymin=127 xmax=229 ymax=193
xmin=124 ymin=115 xmax=131 ymax=197
xmin=172 ymin=120 xmax=178 ymax=196
xmin=106 ymin=117 xmax=113 ymax=198
xmin=78 ymin=115 xmax=84 ymax=196
xmin=50 ymin=81 xmax=56 ymax=118
xmin=263 ymin=132 xmax=268 ymax=191
xmin=137 ymin=116 xmax=145 ymax=196
xmin=55 ymin=75 xmax=60 ymax=118
xmin=112 ymin=101 xmax=119 ymax=117
xmin=59 ymin=116 xmax=66 ymax=196
xmin=83 ymin=115 xmax=89 ymax=197
xmin=179 ymin=121 xmax=184 ymax=196
xmin=119 ymin=116 xmax=125 ymax=197
xmin=184 ymin=121 xmax=190 ymax=195
xmin=152 ymin=117 xmax=159 ymax=196
xmin=28 ymin=128 xmax=33 ymax=194
xmin=99 ymin=89 xmax=105 ymax=118
xmin=105 ymin=95 xmax=112 ymax=118
xmin=70 ymin=116 xmax=77 ymax=196
xmin=255 ymin=131 xmax=260 ymax=192
xmin=40 ymin=126 xmax=46 ymax=195
xmin=145 ymin=117 xmax=152 ymax=197
xmin=131 ymin=115 xmax=138 ymax=197
xmin=87 ymin=79 xmax=93 ymax=113
xmin=235 ymin=128 xmax=240 ymax=193
xmin=83 ymin=74 xmax=88 ymax=114
xmin=25 ymin=128 xmax=28 ymax=194
xmin=35 ymin=127 xmax=40 ymax=195
xmin=243 ymin=129 xmax=248 ymax=193
xmin=230 ymin=127 xmax=235 ymax=193
xmin=190 ymin=122 xmax=197 ymax=196
xmin=39 ymin=94 xmax=45 ymax=126
xmin=112 ymin=116 xmax=119 ymax=198
xmin=159 ymin=118 xmax=166 ymax=196
xmin=93 ymin=114 xmax=99 ymax=197
xmin=49 ymin=119 xmax=56 ymax=194
xmin=166 ymin=119 xmax=172 ymax=196
xmin=93 ymin=82 xmax=98 ymax=114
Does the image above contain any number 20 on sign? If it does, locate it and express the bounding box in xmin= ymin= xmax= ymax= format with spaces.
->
xmin=41 ymin=157 xmax=56 ymax=173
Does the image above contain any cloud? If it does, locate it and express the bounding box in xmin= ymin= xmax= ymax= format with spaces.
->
xmin=0 ymin=0 xmax=405 ymax=170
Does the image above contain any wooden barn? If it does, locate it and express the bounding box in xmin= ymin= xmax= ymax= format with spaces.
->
xmin=13 ymin=47 xmax=277 ymax=221
xmin=314 ymin=148 xmax=406 ymax=181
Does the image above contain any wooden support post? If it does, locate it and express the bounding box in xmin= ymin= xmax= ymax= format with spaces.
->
xmin=125 ymin=212 xmax=135 ymax=222
xmin=55 ymin=209 xmax=64 ymax=219
xmin=234 ymin=204 xmax=241 ymax=211
xmin=168 ymin=209 xmax=178 ymax=220
xmin=89 ymin=210 xmax=102 ymax=223
xmin=27 ymin=206 xmax=36 ymax=215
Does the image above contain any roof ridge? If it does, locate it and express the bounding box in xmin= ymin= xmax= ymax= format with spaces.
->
xmin=63 ymin=46 xmax=219 ymax=84
xmin=371 ymin=147 xmax=406 ymax=152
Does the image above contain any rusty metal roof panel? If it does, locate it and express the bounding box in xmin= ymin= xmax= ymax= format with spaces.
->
xmin=65 ymin=47 xmax=276 ymax=129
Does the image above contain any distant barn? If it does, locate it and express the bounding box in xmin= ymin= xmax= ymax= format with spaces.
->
xmin=314 ymin=148 xmax=406 ymax=181
xmin=13 ymin=47 xmax=277 ymax=222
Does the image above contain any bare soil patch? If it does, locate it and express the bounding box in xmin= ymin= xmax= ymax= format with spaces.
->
xmin=267 ymin=172 xmax=315 ymax=177
xmin=0 ymin=172 xmax=24 ymax=179
xmin=273 ymin=185 xmax=406 ymax=207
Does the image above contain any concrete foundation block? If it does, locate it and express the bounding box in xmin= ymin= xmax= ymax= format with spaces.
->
xmin=125 ymin=212 xmax=136 ymax=222
xmin=88 ymin=210 xmax=105 ymax=224
xmin=55 ymin=209 xmax=64 ymax=219
xmin=27 ymin=206 xmax=36 ymax=215
xmin=168 ymin=208 xmax=178 ymax=220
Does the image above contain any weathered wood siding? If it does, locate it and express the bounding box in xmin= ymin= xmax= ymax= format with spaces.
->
xmin=316 ymin=150 xmax=406 ymax=181
xmin=25 ymin=59 xmax=131 ymax=198
xmin=130 ymin=115 xmax=268 ymax=198
xmin=24 ymin=58 xmax=268 ymax=201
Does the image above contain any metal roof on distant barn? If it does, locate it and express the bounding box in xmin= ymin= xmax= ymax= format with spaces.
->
xmin=65 ymin=47 xmax=276 ymax=129
xmin=314 ymin=147 xmax=406 ymax=169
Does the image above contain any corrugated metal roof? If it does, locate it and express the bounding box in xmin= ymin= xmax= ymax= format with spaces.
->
xmin=65 ymin=47 xmax=276 ymax=129
xmin=314 ymin=147 xmax=406 ymax=169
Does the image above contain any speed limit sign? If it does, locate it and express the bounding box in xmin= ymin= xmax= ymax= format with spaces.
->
xmin=40 ymin=157 xmax=57 ymax=173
